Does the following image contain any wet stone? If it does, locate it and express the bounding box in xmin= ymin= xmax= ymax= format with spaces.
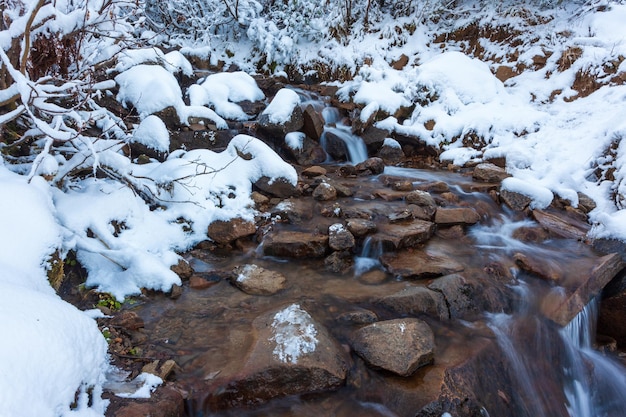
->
xmin=377 ymin=286 xmax=449 ymax=320
xmin=346 ymin=218 xmax=377 ymax=237
xmin=232 ymin=264 xmax=287 ymax=295
xmin=328 ymin=223 xmax=356 ymax=251
xmin=302 ymin=104 xmax=325 ymax=141
xmin=254 ymin=176 xmax=298 ymax=198
xmin=170 ymin=259 xmax=193 ymax=280
xmin=207 ymin=217 xmax=257 ymax=245
xmin=325 ymin=250 xmax=354 ymax=274
xmin=427 ymin=274 xmax=481 ymax=319
xmin=434 ymin=207 xmax=481 ymax=226
xmin=302 ymin=165 xmax=327 ymax=178
xmin=271 ymin=198 xmax=313 ymax=224
xmin=500 ymin=189 xmax=532 ymax=211
xmin=205 ymin=304 xmax=348 ymax=408
xmin=380 ymin=249 xmax=464 ymax=280
xmin=313 ymin=182 xmax=338 ymax=201
xmin=262 ymin=230 xmax=329 ymax=258
xmin=356 ymin=157 xmax=385 ymax=175
xmin=531 ymin=208 xmax=590 ymax=240
xmin=373 ymin=220 xmax=435 ymax=250
xmin=514 ymin=253 xmax=561 ymax=281
xmin=351 ymin=318 xmax=435 ymax=377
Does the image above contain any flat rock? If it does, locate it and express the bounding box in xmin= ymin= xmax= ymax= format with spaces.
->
xmin=262 ymin=230 xmax=328 ymax=258
xmin=373 ymin=220 xmax=435 ymax=250
xmin=500 ymin=189 xmax=532 ymax=211
xmin=232 ymin=264 xmax=287 ymax=295
xmin=377 ymin=285 xmax=449 ymax=320
xmin=472 ymin=163 xmax=510 ymax=183
xmin=434 ymin=207 xmax=480 ymax=226
xmin=380 ymin=249 xmax=464 ymax=279
xmin=531 ymin=208 xmax=590 ymax=240
xmin=346 ymin=218 xmax=377 ymax=237
xmin=351 ymin=318 xmax=435 ymax=376
xmin=206 ymin=304 xmax=348 ymax=408
xmin=207 ymin=217 xmax=256 ymax=244
xmin=328 ymin=223 xmax=356 ymax=251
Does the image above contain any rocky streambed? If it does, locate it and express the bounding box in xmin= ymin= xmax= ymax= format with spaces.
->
xmin=61 ymin=80 xmax=626 ymax=417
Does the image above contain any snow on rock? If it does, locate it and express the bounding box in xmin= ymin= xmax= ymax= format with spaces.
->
xmin=189 ymin=71 xmax=265 ymax=121
xmin=261 ymin=88 xmax=301 ymax=124
xmin=271 ymin=304 xmax=318 ymax=364
xmin=132 ymin=114 xmax=170 ymax=152
xmin=501 ymin=177 xmax=554 ymax=210
xmin=285 ymin=131 xmax=305 ymax=150
xmin=115 ymin=64 xmax=227 ymax=128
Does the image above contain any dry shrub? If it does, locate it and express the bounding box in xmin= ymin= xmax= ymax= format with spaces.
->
xmin=557 ymin=46 xmax=583 ymax=71
xmin=565 ymin=68 xmax=602 ymax=102
xmin=28 ymin=32 xmax=82 ymax=80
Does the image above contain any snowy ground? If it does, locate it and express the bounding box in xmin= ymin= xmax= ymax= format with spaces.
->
xmin=1 ymin=1 xmax=626 ymax=416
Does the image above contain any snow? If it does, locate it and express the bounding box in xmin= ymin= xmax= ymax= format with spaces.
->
xmin=0 ymin=165 xmax=109 ymax=417
xmin=285 ymin=131 xmax=305 ymax=150
xmin=261 ymin=88 xmax=301 ymax=124
xmin=132 ymin=115 xmax=170 ymax=152
xmin=270 ymin=304 xmax=318 ymax=364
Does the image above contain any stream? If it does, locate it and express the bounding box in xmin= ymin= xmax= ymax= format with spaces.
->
xmin=122 ymin=98 xmax=626 ymax=417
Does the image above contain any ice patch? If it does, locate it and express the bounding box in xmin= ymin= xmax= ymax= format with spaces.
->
xmin=271 ymin=304 xmax=318 ymax=364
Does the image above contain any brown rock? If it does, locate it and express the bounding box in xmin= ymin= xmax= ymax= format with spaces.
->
xmin=381 ymin=250 xmax=464 ymax=279
xmin=434 ymin=207 xmax=481 ymax=226
xmin=113 ymin=386 xmax=184 ymax=417
xmin=206 ymin=304 xmax=348 ymax=408
xmin=391 ymin=54 xmax=410 ymax=70
xmin=428 ymin=274 xmax=481 ymax=319
xmin=377 ymin=140 xmax=405 ymax=164
xmin=313 ymin=182 xmax=338 ymax=201
xmin=351 ymin=318 xmax=435 ymax=376
xmin=374 ymin=220 xmax=435 ymax=250
xmin=170 ymin=258 xmax=193 ymax=280
xmin=325 ymin=250 xmax=354 ymax=274
xmin=511 ymin=226 xmax=549 ymax=242
xmin=190 ymin=275 xmax=215 ymax=290
xmin=500 ymin=189 xmax=532 ymax=211
xmin=328 ymin=223 xmax=356 ymax=251
xmin=262 ymin=230 xmax=329 ymax=258
xmin=254 ymin=176 xmax=298 ymax=198
xmin=531 ymin=209 xmax=590 ymax=240
xmin=207 ymin=217 xmax=256 ymax=244
xmin=356 ymin=157 xmax=385 ymax=175
xmin=110 ymin=311 xmax=144 ymax=331
xmin=232 ymin=264 xmax=286 ymax=295
xmin=377 ymin=286 xmax=449 ymax=320
xmin=472 ymin=163 xmax=511 ymax=183
xmin=302 ymin=166 xmax=327 ymax=178
xmin=514 ymin=252 xmax=561 ymax=281
xmin=495 ymin=65 xmax=518 ymax=82
xmin=257 ymin=94 xmax=304 ymax=139
xmin=346 ymin=218 xmax=378 ymax=237
xmin=270 ymin=197 xmax=313 ymax=224
xmin=302 ymin=104 xmax=325 ymax=140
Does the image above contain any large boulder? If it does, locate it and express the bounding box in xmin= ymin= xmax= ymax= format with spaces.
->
xmin=351 ymin=318 xmax=435 ymax=376
xmin=205 ymin=304 xmax=348 ymax=408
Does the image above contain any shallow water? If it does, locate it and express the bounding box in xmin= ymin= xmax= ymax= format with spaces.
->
xmin=128 ymin=164 xmax=626 ymax=417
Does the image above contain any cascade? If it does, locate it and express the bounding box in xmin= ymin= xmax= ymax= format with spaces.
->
xmin=353 ymin=236 xmax=383 ymax=277
xmin=320 ymin=107 xmax=368 ymax=165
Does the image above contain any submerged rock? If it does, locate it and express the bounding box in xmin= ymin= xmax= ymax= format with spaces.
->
xmin=351 ymin=318 xmax=435 ymax=376
xmin=205 ymin=304 xmax=348 ymax=409
xmin=380 ymin=249 xmax=464 ymax=279
xmin=231 ymin=264 xmax=287 ymax=295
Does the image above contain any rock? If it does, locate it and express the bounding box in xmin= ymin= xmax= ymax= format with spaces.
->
xmin=285 ymin=135 xmax=327 ymax=166
xmin=113 ymin=386 xmax=184 ymax=417
xmin=415 ymin=181 xmax=450 ymax=193
xmin=271 ymin=197 xmax=313 ymax=224
xmin=328 ymin=223 xmax=356 ymax=251
xmin=500 ymin=189 xmax=532 ymax=211
xmin=542 ymin=253 xmax=625 ymax=326
xmin=373 ymin=220 xmax=435 ymax=250
xmin=514 ymin=252 xmax=561 ymax=281
xmin=599 ymin=269 xmax=626 ymax=346
xmin=206 ymin=304 xmax=348 ymax=408
xmin=377 ymin=139 xmax=405 ymax=164
xmin=110 ymin=311 xmax=144 ymax=330
xmin=346 ymin=218 xmax=378 ymax=237
xmin=257 ymin=90 xmax=304 ymax=140
xmin=531 ymin=209 xmax=590 ymax=240
xmin=391 ymin=54 xmax=410 ymax=70
xmin=313 ymin=182 xmax=338 ymax=201
xmin=577 ymin=192 xmax=597 ymax=213
xmin=358 ymin=270 xmax=388 ymax=285
xmin=495 ymin=65 xmax=518 ymax=82
xmin=428 ymin=274 xmax=481 ymax=319
xmin=142 ymin=359 xmax=178 ymax=380
xmin=377 ymin=285 xmax=449 ymax=320
xmin=190 ymin=275 xmax=216 ymax=290
xmin=351 ymin=318 xmax=435 ymax=376
xmin=391 ymin=180 xmax=414 ymax=191
xmin=262 ymin=230 xmax=329 ymax=258
xmin=435 ymin=225 xmax=466 ymax=240
xmin=337 ymin=308 xmax=378 ymax=324
xmin=405 ymin=190 xmax=437 ymax=214
xmin=325 ymin=250 xmax=354 ymax=274
xmin=302 ymin=104 xmax=325 ymax=140
xmin=232 ymin=264 xmax=287 ymax=295
xmin=380 ymin=250 xmax=464 ymax=279
xmin=374 ymin=188 xmax=408 ymax=201
xmin=207 ymin=217 xmax=256 ymax=244
xmin=511 ymin=226 xmax=549 ymax=243
xmin=170 ymin=258 xmax=193 ymax=280
xmin=254 ymin=176 xmax=298 ymax=198
xmin=434 ymin=207 xmax=481 ymax=226
xmin=302 ymin=166 xmax=327 ymax=178
xmin=472 ymin=163 xmax=511 ymax=183
xmin=356 ymin=157 xmax=385 ymax=175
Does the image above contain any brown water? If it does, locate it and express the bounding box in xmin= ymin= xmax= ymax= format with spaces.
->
xmin=128 ymin=165 xmax=624 ymax=417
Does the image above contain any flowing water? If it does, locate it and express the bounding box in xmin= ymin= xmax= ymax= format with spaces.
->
xmin=125 ymin=102 xmax=626 ymax=416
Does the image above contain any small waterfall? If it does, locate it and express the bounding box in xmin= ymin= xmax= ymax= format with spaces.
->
xmin=354 ymin=236 xmax=383 ymax=277
xmin=320 ymin=107 xmax=368 ymax=165
xmin=487 ymin=289 xmax=626 ymax=417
